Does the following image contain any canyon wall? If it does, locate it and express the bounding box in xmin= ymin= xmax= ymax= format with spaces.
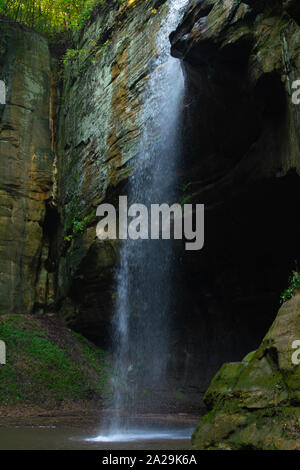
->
xmin=54 ymin=0 xmax=172 ymax=344
xmin=0 ymin=24 xmax=53 ymax=315
xmin=1 ymin=0 xmax=300 ymax=434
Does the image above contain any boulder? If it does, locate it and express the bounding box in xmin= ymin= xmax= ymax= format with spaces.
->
xmin=192 ymin=293 xmax=300 ymax=449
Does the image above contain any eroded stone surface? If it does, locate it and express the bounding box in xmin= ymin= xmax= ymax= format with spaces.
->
xmin=0 ymin=25 xmax=53 ymax=314
xmin=55 ymin=0 xmax=172 ymax=337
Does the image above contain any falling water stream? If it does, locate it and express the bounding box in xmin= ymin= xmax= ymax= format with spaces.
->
xmin=90 ymin=0 xmax=190 ymax=443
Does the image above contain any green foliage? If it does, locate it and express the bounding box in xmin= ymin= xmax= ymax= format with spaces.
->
xmin=72 ymin=332 xmax=110 ymax=389
xmin=72 ymin=218 xmax=86 ymax=233
xmin=72 ymin=210 xmax=96 ymax=233
xmin=281 ymin=287 xmax=293 ymax=304
xmin=0 ymin=22 xmax=11 ymax=55
xmin=63 ymin=47 xmax=82 ymax=64
xmin=280 ymin=269 xmax=300 ymax=304
xmin=76 ymin=0 xmax=101 ymax=29
xmin=0 ymin=0 xmax=106 ymax=35
xmin=182 ymin=181 xmax=192 ymax=193
xmin=0 ymin=315 xmax=109 ymax=404
xmin=62 ymin=47 xmax=85 ymax=74
xmin=64 ymin=210 xmax=96 ymax=242
xmin=180 ymin=193 xmax=195 ymax=206
xmin=179 ymin=182 xmax=197 ymax=207
xmin=62 ymin=39 xmax=110 ymax=75
xmin=121 ymin=165 xmax=132 ymax=176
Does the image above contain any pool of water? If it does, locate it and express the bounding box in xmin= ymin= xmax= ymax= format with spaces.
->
xmin=0 ymin=419 xmax=195 ymax=450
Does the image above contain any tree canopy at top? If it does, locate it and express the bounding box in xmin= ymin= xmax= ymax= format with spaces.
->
xmin=0 ymin=0 xmax=101 ymax=34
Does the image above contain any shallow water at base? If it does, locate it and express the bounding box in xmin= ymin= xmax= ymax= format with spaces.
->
xmin=0 ymin=427 xmax=192 ymax=450
xmin=0 ymin=418 xmax=195 ymax=450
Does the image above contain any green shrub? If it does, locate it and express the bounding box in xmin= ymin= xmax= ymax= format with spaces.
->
xmin=280 ymin=270 xmax=300 ymax=303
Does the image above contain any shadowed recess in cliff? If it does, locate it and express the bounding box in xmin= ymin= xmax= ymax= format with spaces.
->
xmin=91 ymin=0 xmax=189 ymax=441
xmin=166 ymin=0 xmax=300 ymax=410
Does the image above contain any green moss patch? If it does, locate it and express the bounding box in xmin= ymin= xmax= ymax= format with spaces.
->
xmin=0 ymin=315 xmax=110 ymax=405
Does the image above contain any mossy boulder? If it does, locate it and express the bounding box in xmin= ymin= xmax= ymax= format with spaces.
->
xmin=193 ymin=406 xmax=300 ymax=450
xmin=204 ymin=362 xmax=246 ymax=409
xmin=193 ymin=293 xmax=300 ymax=449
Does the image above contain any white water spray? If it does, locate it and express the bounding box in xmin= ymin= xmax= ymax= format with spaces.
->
xmin=94 ymin=0 xmax=189 ymax=442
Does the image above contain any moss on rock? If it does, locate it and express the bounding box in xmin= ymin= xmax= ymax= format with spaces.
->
xmin=0 ymin=314 xmax=110 ymax=406
xmin=192 ymin=293 xmax=300 ymax=449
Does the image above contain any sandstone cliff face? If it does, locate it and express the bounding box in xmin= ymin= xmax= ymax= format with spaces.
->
xmin=0 ymin=25 xmax=53 ymax=315
xmin=171 ymin=0 xmax=300 ymax=196
xmin=0 ymin=3 xmax=208 ymax=410
xmin=55 ymin=0 xmax=172 ymax=342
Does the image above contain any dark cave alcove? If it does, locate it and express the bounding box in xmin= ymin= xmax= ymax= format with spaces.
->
xmin=172 ymin=171 xmax=300 ymax=397
xmin=167 ymin=44 xmax=300 ymax=403
xmin=43 ymin=201 xmax=61 ymax=272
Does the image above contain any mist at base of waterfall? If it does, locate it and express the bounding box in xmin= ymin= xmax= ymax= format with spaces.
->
xmin=86 ymin=428 xmax=193 ymax=443
xmin=88 ymin=413 xmax=196 ymax=446
xmin=86 ymin=415 xmax=195 ymax=445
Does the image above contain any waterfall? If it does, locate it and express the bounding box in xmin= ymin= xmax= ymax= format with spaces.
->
xmin=103 ymin=0 xmax=188 ymax=438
